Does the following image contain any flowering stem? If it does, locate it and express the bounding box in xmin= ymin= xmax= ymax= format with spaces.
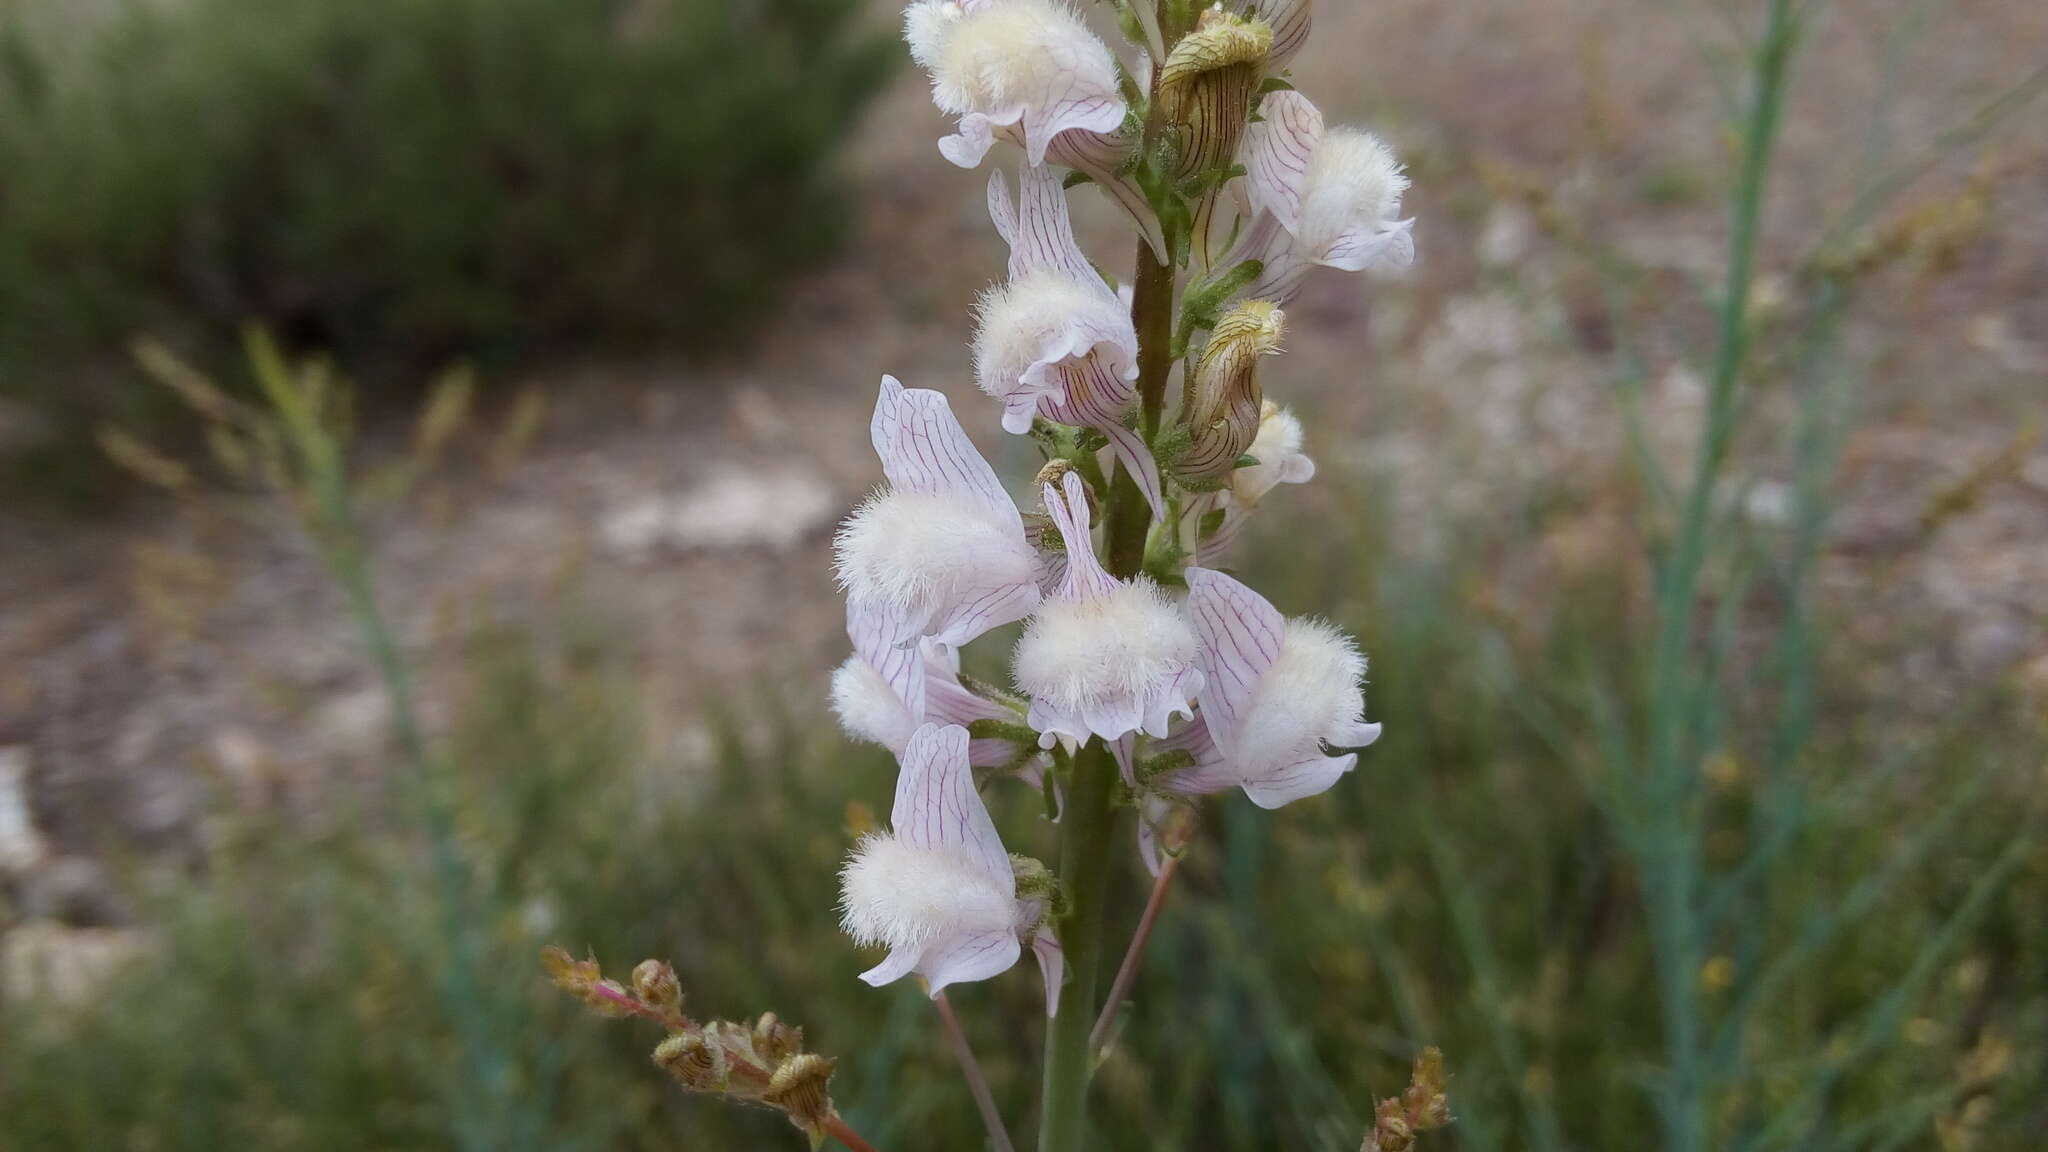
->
xmin=935 ymin=992 xmax=1015 ymax=1152
xmin=1036 ymin=737 xmax=1119 ymax=1152
xmin=824 ymin=1114 xmax=886 ymax=1152
xmin=1087 ymin=853 xmax=1181 ymax=1055
xmin=1039 ymin=197 xmax=1179 ymax=1152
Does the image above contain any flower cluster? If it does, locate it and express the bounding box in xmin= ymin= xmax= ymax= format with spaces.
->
xmin=832 ymin=0 xmax=1414 ymax=1014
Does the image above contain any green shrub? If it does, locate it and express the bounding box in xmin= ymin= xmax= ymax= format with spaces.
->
xmin=0 ymin=0 xmax=892 ymax=474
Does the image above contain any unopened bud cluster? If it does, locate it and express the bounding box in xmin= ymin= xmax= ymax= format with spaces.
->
xmin=1360 ymin=1047 xmax=1453 ymax=1152
xmin=543 ymin=947 xmax=841 ymax=1144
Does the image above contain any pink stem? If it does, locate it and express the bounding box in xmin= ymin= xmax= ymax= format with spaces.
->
xmin=1089 ymin=853 xmax=1182 ymax=1054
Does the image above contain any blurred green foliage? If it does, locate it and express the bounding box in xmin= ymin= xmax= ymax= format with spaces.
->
xmin=0 ymin=0 xmax=892 ymax=493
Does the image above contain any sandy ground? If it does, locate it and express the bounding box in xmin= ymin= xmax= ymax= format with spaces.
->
xmin=2 ymin=0 xmax=2045 ymax=932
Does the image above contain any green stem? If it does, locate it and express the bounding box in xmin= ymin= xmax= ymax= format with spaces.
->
xmin=1035 ymin=738 xmax=1119 ymax=1152
xmin=1640 ymin=4 xmax=1798 ymax=1149
xmin=1040 ymin=229 xmax=1176 ymax=1150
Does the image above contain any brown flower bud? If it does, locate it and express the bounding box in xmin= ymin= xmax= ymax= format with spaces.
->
xmin=1157 ymin=11 xmax=1274 ymax=180
xmin=631 ymin=959 xmax=682 ymax=1014
xmin=653 ymin=1031 xmax=726 ymax=1092
xmin=1177 ymin=301 xmax=1284 ymax=480
xmin=752 ymin=1012 xmax=806 ymax=1064
xmin=764 ymin=1052 xmax=837 ymax=1135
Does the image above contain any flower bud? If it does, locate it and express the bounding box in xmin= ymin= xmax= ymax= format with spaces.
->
xmin=631 ymin=959 xmax=682 ymax=1014
xmin=1157 ymin=11 xmax=1273 ymax=181
xmin=752 ymin=1012 xmax=806 ymax=1064
xmin=1176 ymin=301 xmax=1284 ymax=480
xmin=764 ymin=1052 xmax=837 ymax=1136
xmin=653 ymin=1031 xmax=726 ymax=1092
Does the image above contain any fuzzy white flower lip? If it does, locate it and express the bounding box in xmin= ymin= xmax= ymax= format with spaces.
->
xmin=837 ymin=723 xmax=1064 ymax=1009
xmin=835 ymin=376 xmax=1043 ymax=653
xmin=904 ymin=0 xmax=1127 ymax=169
xmin=981 ymin=165 xmax=1164 ymax=519
xmin=1160 ymin=567 xmax=1379 ymax=809
xmin=1014 ymin=472 xmax=1202 ymax=747
xmin=1222 ymin=89 xmax=1414 ymax=303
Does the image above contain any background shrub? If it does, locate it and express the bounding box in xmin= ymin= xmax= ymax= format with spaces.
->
xmin=0 ymin=0 xmax=892 ymax=485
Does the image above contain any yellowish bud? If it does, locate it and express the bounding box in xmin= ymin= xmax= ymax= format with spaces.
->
xmin=764 ymin=1052 xmax=837 ymax=1135
xmin=1157 ymin=12 xmax=1273 ymax=180
xmin=753 ymin=1012 xmax=806 ymax=1064
xmin=1177 ymin=301 xmax=1284 ymax=480
xmin=653 ymin=1031 xmax=726 ymax=1092
xmin=631 ymin=959 xmax=683 ymax=1013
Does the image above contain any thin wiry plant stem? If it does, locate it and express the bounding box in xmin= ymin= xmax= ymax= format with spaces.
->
xmin=935 ymin=992 xmax=1015 ymax=1152
xmin=1639 ymin=2 xmax=1801 ymax=1148
xmin=247 ymin=331 xmax=513 ymax=1149
xmin=1088 ymin=853 xmax=1181 ymax=1055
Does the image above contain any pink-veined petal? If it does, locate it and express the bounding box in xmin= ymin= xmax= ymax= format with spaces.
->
xmin=1046 ymin=128 xmax=1168 ymax=264
xmin=892 ymin=724 xmax=1013 ymax=893
xmin=932 ymin=578 xmax=1043 ymax=650
xmin=1242 ymin=90 xmax=1323 ymax=234
xmin=1020 ymin=87 xmax=1126 ymax=168
xmin=850 ymin=599 xmax=926 ymax=724
xmin=1097 ymin=422 xmax=1165 ymax=522
xmin=1110 ymin=733 xmax=1138 ymax=789
xmin=921 ymin=929 xmax=1024 ymax=998
xmin=1238 ymin=211 xmax=1312 ymax=304
xmin=1004 ymin=163 xmax=1103 ymax=287
xmin=871 ymin=376 xmax=1019 ymax=526
xmin=1183 ymin=568 xmax=1286 ymax=758
xmin=1240 ymin=751 xmax=1356 ymax=809
xmin=1032 ymin=927 xmax=1065 ymax=1016
xmin=1044 ymin=471 xmax=1118 ymax=602
xmin=1245 ymin=0 xmax=1312 ymax=68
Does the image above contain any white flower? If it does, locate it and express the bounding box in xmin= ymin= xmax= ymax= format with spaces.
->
xmin=835 ymin=376 xmax=1042 ymax=651
xmin=1014 ymin=472 xmax=1202 ymax=747
xmin=1182 ymin=402 xmax=1316 ymax=562
xmin=905 ymin=0 xmax=1126 ymax=168
xmin=978 ymin=164 xmax=1163 ymax=518
xmin=833 ymin=610 xmax=1047 ymax=775
xmin=1155 ymin=567 xmax=1379 ymax=808
xmin=1221 ymin=90 xmax=1414 ymax=302
xmin=840 ymin=724 xmax=1064 ymax=1009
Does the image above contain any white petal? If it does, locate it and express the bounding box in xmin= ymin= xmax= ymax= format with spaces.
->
xmin=1183 ymin=568 xmax=1286 ymax=758
xmin=940 ymin=113 xmax=1000 ymax=168
xmin=1046 ymin=128 xmax=1168 ymax=264
xmin=1242 ymin=90 xmax=1324 ymax=234
xmin=1246 ymin=0 xmax=1313 ymax=68
xmin=859 ymin=945 xmax=924 ymax=988
xmin=893 ymin=724 xmax=1015 ymax=893
xmin=922 ymin=929 xmax=1024 ymax=997
xmin=1240 ymin=751 xmax=1356 ymax=809
xmin=1002 ymin=163 xmax=1104 ymax=288
xmin=850 ymin=599 xmax=926 ymax=725
xmin=1097 ymin=420 xmax=1166 ymax=523
xmin=1044 ymin=471 xmax=1117 ymax=602
xmin=871 ymin=376 xmax=1019 ymax=527
xmin=1321 ymin=218 xmax=1416 ymax=272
